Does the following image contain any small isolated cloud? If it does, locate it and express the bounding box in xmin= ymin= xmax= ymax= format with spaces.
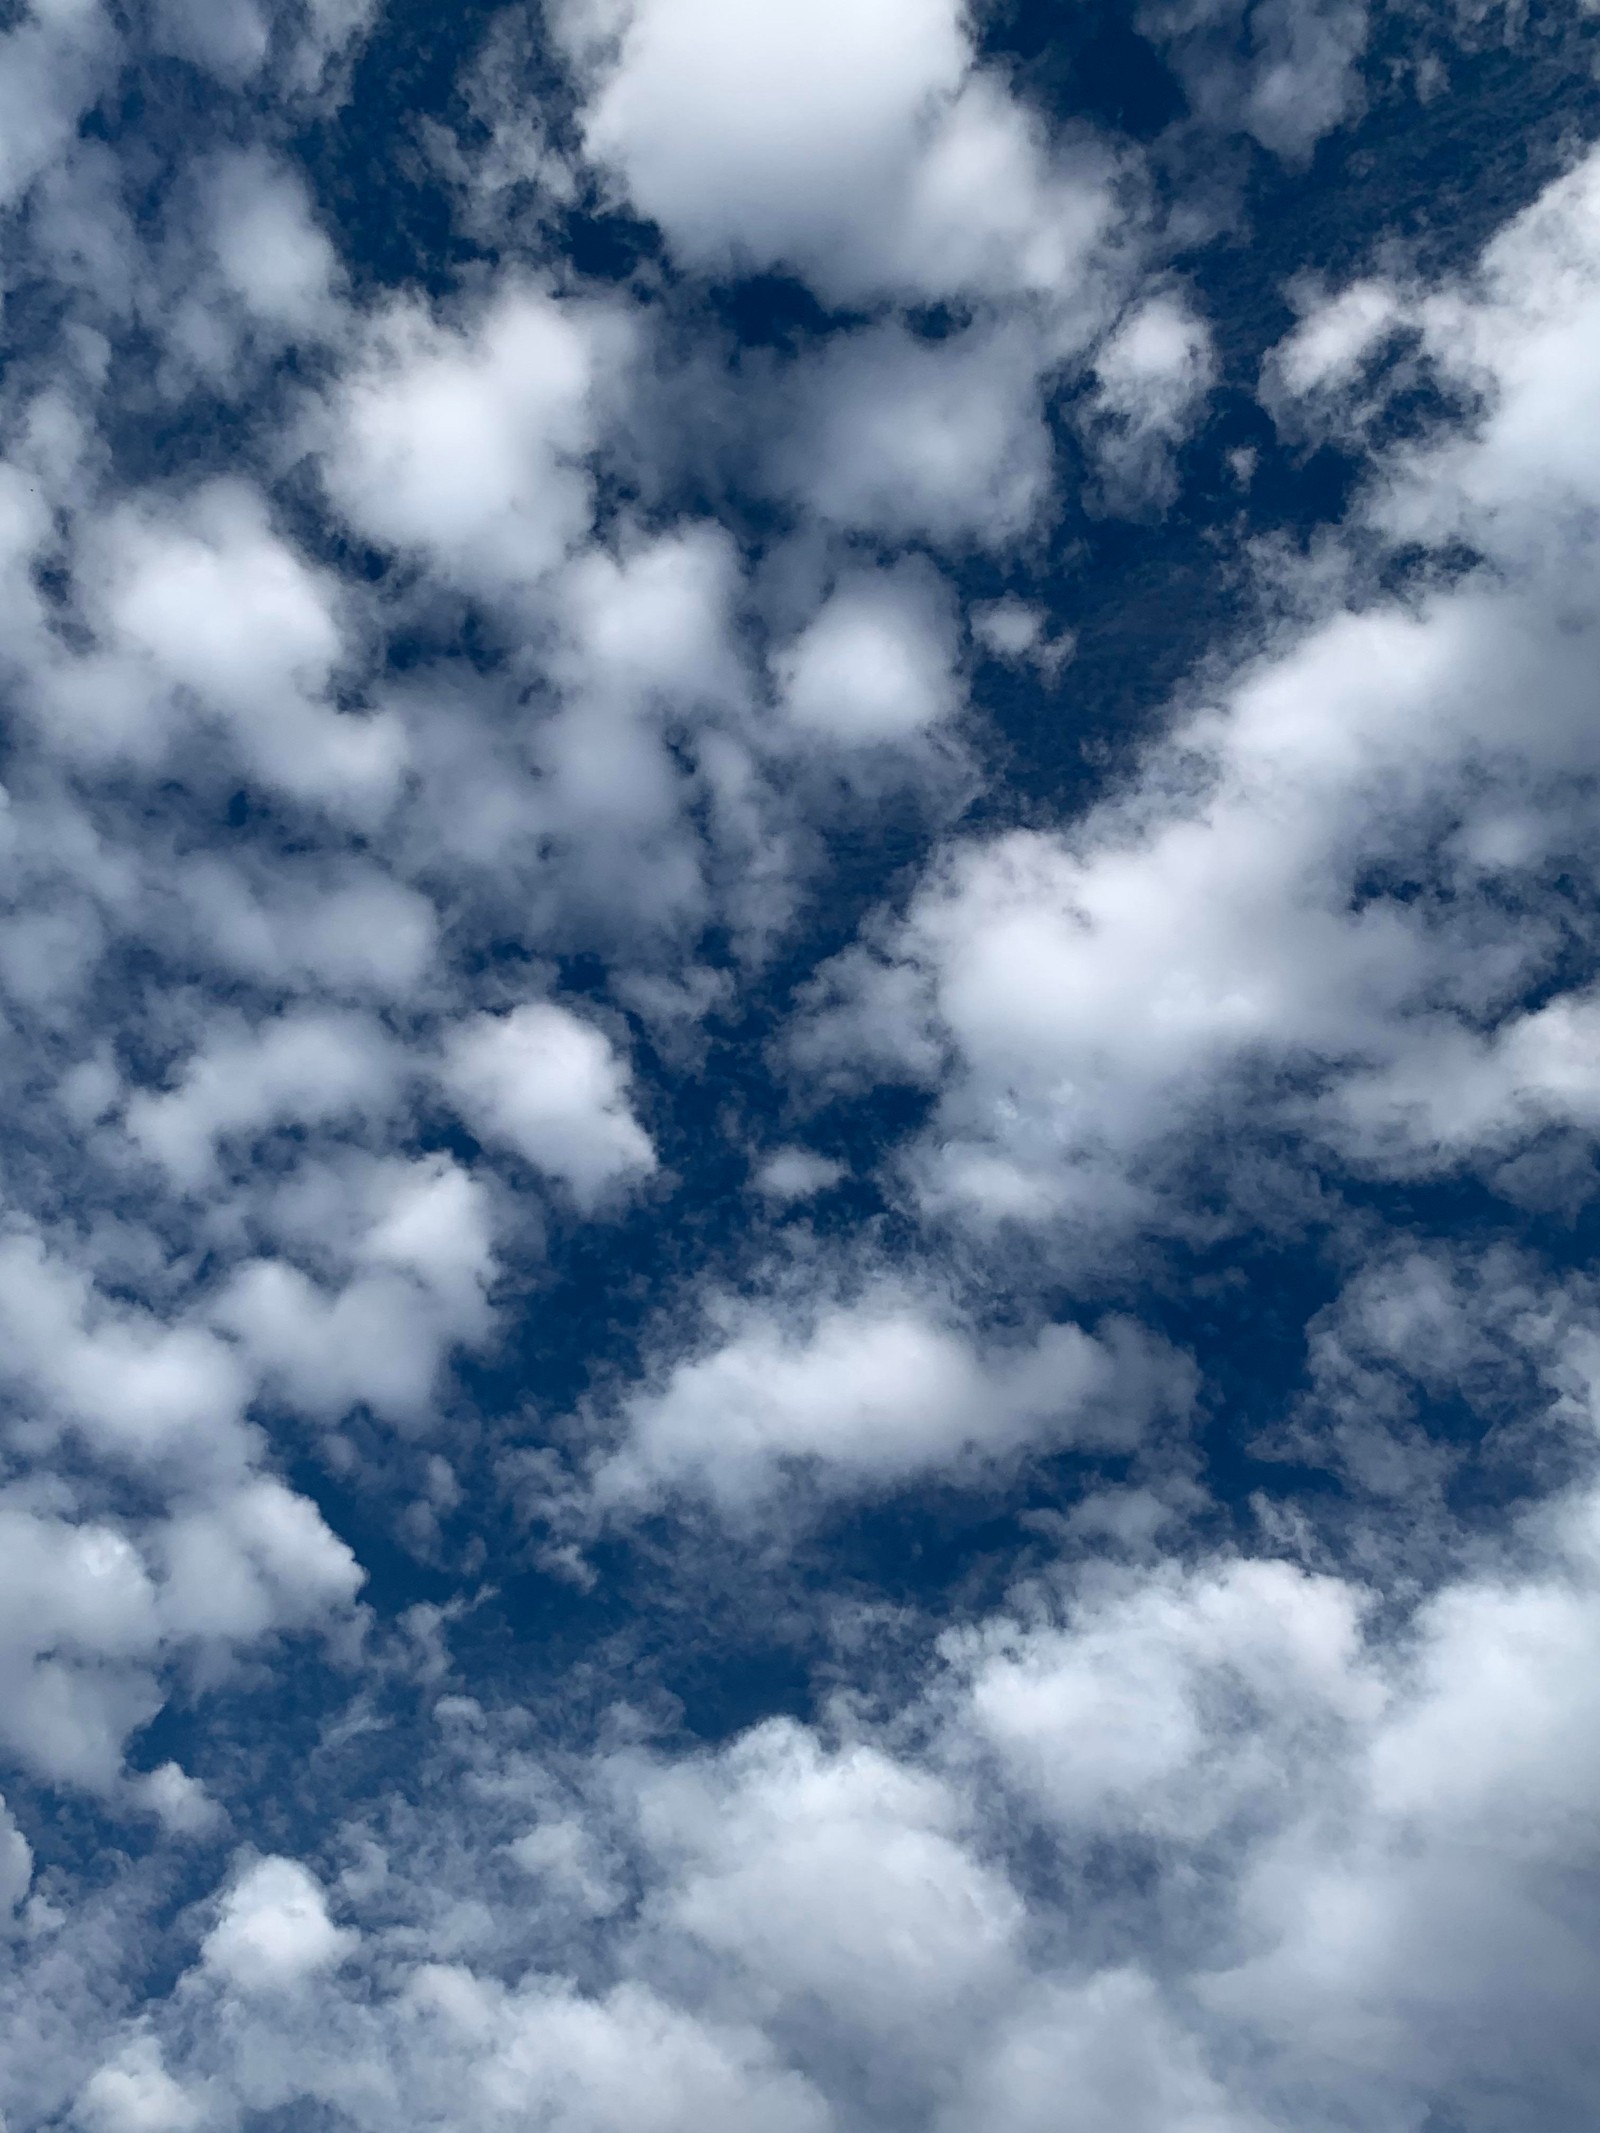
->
xmin=593 ymin=1283 xmax=1190 ymax=1511
xmin=442 ymin=1003 xmax=657 ymax=1208
xmin=750 ymin=1147 xmax=846 ymax=1202
xmin=773 ymin=558 xmax=962 ymax=746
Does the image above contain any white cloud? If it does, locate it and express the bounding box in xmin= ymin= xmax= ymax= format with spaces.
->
xmin=399 ymin=1970 xmax=831 ymax=2133
xmin=937 ymin=1969 xmax=1260 ymax=2133
xmin=201 ymin=148 xmax=341 ymax=334
xmin=0 ymin=1797 xmax=34 ymax=1917
xmin=633 ymin=1718 xmax=1022 ymax=2035
xmin=1140 ymin=0 xmax=1369 ymax=160
xmin=201 ymin=1855 xmax=357 ymax=1993
xmin=769 ymin=321 xmax=1058 ymax=544
xmin=1082 ymin=291 xmax=1216 ymax=514
xmin=0 ymin=0 xmax=114 ymax=214
xmin=969 ymin=596 xmax=1075 ymax=675
xmin=960 ymin=1556 xmax=1379 ymax=1842
xmin=785 ymin=148 xmax=1600 ymax=1232
xmin=773 ymin=559 xmax=962 ymax=745
xmin=165 ymin=852 xmax=438 ymax=1000
xmin=594 ymin=1284 xmax=1188 ymax=1509
xmin=151 ymin=0 xmax=268 ymax=83
xmin=0 ymin=1225 xmax=253 ymax=1467
xmin=750 ymin=1148 xmax=846 ymax=1202
xmin=565 ymin=0 xmax=1119 ymax=309
xmin=46 ymin=481 xmax=405 ymax=813
xmin=320 ymin=285 xmax=617 ymax=597
xmin=442 ymin=1003 xmax=656 ymax=1209
xmin=125 ymin=1008 xmax=401 ymax=1190
xmin=561 ymin=0 xmax=966 ymax=293
xmin=76 ymin=2032 xmax=204 ymax=2133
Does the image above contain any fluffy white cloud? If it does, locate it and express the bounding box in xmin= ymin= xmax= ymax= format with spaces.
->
xmin=594 ymin=1284 xmax=1188 ymax=1508
xmin=562 ymin=0 xmax=1115 ymax=309
xmin=0 ymin=1224 xmax=252 ymax=1466
xmin=201 ymin=147 xmax=341 ymax=334
xmin=51 ymin=481 xmax=406 ymax=813
xmin=201 ymin=1855 xmax=357 ymax=1993
xmin=76 ymin=2031 xmax=205 ymax=2133
xmin=442 ymin=1004 xmax=656 ymax=1208
xmin=0 ymin=0 xmax=115 ymax=214
xmin=0 ymin=1797 xmax=32 ymax=1916
xmin=768 ymin=321 xmax=1058 ymax=544
xmin=564 ymin=0 xmax=966 ymax=288
xmin=1081 ymin=291 xmax=1216 ymax=514
xmin=772 ymin=559 xmax=962 ymax=745
xmin=960 ymin=1556 xmax=1379 ymax=1842
xmin=320 ymin=285 xmax=618 ymax=596
xmin=750 ymin=1148 xmax=846 ymax=1202
xmin=633 ymin=1719 xmax=1022 ymax=2034
xmin=214 ymin=1156 xmax=497 ymax=1425
xmin=126 ymin=1008 xmax=401 ymax=1190
xmin=937 ymin=1969 xmax=1259 ymax=2133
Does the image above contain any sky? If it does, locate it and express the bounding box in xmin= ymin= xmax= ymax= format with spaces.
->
xmin=2 ymin=0 xmax=1600 ymax=2126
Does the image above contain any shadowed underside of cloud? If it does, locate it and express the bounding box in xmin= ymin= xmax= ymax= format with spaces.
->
xmin=2 ymin=0 xmax=1600 ymax=2129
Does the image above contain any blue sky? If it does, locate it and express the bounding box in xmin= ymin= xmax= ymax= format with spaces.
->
xmin=2 ymin=0 xmax=1600 ymax=2126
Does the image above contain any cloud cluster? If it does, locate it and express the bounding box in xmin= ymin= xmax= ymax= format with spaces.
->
xmin=0 ymin=2 xmax=1598 ymax=2131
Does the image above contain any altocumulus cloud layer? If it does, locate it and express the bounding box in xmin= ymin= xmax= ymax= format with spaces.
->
xmin=2 ymin=0 xmax=1600 ymax=2126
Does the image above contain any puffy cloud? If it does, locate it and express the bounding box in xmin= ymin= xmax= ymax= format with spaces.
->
xmin=319 ymin=286 xmax=620 ymax=597
xmin=1139 ymin=0 xmax=1369 ymax=160
xmin=76 ymin=2031 xmax=204 ymax=2133
xmin=201 ymin=1854 xmax=357 ymax=1993
xmin=398 ymin=1971 xmax=831 ymax=2133
xmin=960 ymin=1556 xmax=1380 ymax=1842
xmin=0 ymin=1224 xmax=253 ymax=1466
xmin=561 ymin=0 xmax=1116 ymax=309
xmin=937 ymin=1969 xmax=1259 ymax=2133
xmin=563 ymin=0 xmax=967 ymax=288
xmin=214 ymin=1156 xmax=498 ymax=1426
xmin=199 ymin=147 xmax=342 ymax=336
xmin=125 ymin=1009 xmax=402 ymax=1191
xmin=633 ymin=1719 xmax=1022 ymax=2035
xmin=593 ymin=1283 xmax=1189 ymax=1509
xmin=151 ymin=0 xmax=269 ymax=84
xmin=768 ymin=320 xmax=1058 ymax=545
xmin=1081 ymin=291 xmax=1216 ymax=514
xmin=53 ymin=481 xmax=406 ymax=814
xmin=0 ymin=1798 xmax=32 ymax=1916
xmin=772 ymin=559 xmax=962 ymax=746
xmin=749 ymin=1148 xmax=846 ymax=1202
xmin=0 ymin=0 xmax=115 ymax=214
xmin=442 ymin=1004 xmax=656 ymax=1209
xmin=0 ymin=14 xmax=1597 ymax=2133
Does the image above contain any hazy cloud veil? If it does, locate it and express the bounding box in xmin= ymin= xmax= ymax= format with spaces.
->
xmin=2 ymin=0 xmax=1599 ymax=2127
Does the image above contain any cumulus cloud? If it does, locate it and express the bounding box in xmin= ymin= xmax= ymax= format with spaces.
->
xmin=201 ymin=1854 xmax=357 ymax=1992
xmin=559 ymin=0 xmax=1115 ymax=309
xmin=442 ymin=1003 xmax=657 ymax=1208
xmin=592 ymin=1283 xmax=1190 ymax=1510
xmin=772 ymin=559 xmax=962 ymax=746
xmin=1140 ymin=0 xmax=1369 ymax=159
xmin=1080 ymin=290 xmax=1216 ymax=514
xmin=319 ymin=285 xmax=619 ymax=597
xmin=767 ymin=320 xmax=1060 ymax=545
